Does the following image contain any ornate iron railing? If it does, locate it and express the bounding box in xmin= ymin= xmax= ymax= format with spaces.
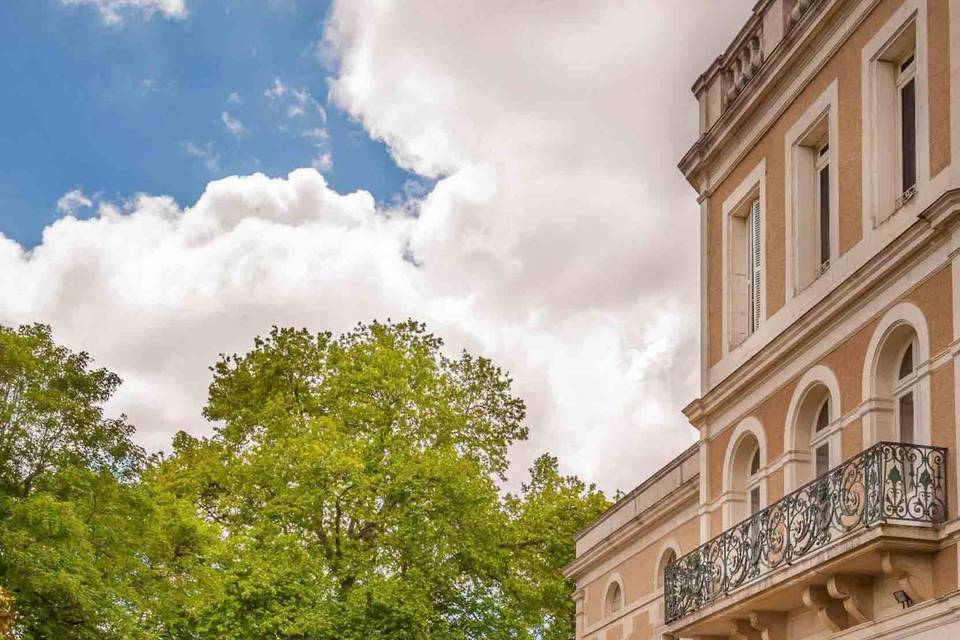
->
xmin=664 ymin=442 xmax=947 ymax=623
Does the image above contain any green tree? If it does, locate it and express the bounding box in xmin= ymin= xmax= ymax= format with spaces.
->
xmin=0 ymin=324 xmax=214 ymax=640
xmin=161 ymin=321 xmax=608 ymax=639
xmin=502 ymin=455 xmax=608 ymax=640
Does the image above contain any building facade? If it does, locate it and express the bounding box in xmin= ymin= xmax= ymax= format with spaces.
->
xmin=564 ymin=0 xmax=960 ymax=638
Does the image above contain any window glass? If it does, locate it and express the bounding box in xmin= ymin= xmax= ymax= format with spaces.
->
xmin=898 ymin=55 xmax=916 ymax=193
xmin=898 ymin=343 xmax=914 ymax=380
xmin=818 ymin=156 xmax=830 ymax=270
xmin=815 ymin=443 xmax=830 ymax=477
xmin=749 ymin=448 xmax=760 ymax=476
xmin=749 ymin=486 xmax=761 ymax=515
xmin=815 ymin=398 xmax=830 ymax=433
xmin=898 ymin=391 xmax=915 ymax=444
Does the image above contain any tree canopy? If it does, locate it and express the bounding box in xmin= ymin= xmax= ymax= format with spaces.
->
xmin=0 ymin=320 xmax=608 ymax=639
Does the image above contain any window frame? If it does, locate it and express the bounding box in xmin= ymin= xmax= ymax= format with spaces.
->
xmin=783 ymin=81 xmax=839 ymax=299
xmin=893 ymin=338 xmax=919 ymax=444
xmin=721 ymin=160 xmax=766 ymax=355
xmin=814 ymin=140 xmax=832 ymax=274
xmin=746 ymin=445 xmax=763 ymax=515
xmin=810 ymin=396 xmax=833 ymax=477
xmin=895 ymin=50 xmax=917 ymax=202
xmin=861 ymin=4 xmax=928 ymax=229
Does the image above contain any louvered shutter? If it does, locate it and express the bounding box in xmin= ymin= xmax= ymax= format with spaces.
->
xmin=747 ymin=199 xmax=762 ymax=334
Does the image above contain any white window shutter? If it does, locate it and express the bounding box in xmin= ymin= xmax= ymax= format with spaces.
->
xmin=747 ymin=199 xmax=762 ymax=334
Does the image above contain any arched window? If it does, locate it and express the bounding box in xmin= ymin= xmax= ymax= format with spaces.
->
xmin=783 ymin=366 xmax=841 ymax=491
xmin=727 ymin=430 xmax=763 ymax=524
xmin=748 ymin=447 xmax=762 ymax=515
xmin=866 ymin=317 xmax=924 ymax=445
xmin=657 ymin=548 xmax=677 ymax=589
xmin=605 ymin=581 xmax=623 ymax=616
xmin=894 ymin=339 xmax=917 ymax=443
xmin=811 ymin=396 xmax=832 ymax=477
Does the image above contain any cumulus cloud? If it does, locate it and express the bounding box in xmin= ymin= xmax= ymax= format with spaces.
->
xmin=5 ymin=1 xmax=753 ymax=493
xmin=322 ymin=0 xmax=753 ymax=487
xmin=221 ymin=111 xmax=244 ymax=136
xmin=56 ymin=189 xmax=93 ymax=216
xmin=227 ymin=92 xmax=242 ymax=105
xmin=62 ymin=0 xmax=186 ymax=25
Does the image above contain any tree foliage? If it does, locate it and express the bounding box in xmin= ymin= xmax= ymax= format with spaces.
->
xmin=0 ymin=324 xmax=215 ymax=639
xmin=0 ymin=321 xmax=609 ymax=639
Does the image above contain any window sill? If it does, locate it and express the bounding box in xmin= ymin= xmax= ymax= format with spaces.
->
xmin=895 ymin=184 xmax=918 ymax=210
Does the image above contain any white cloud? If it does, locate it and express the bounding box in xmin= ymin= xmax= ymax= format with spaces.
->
xmin=221 ymin=111 xmax=245 ymax=136
xmin=303 ymin=127 xmax=333 ymax=172
xmin=311 ymin=153 xmax=333 ymax=172
xmin=264 ymin=77 xmax=288 ymax=100
xmin=62 ymin=0 xmax=186 ymax=25
xmin=180 ymin=142 xmax=219 ymax=172
xmin=56 ymin=189 xmax=93 ymax=216
xmin=7 ymin=1 xmax=753 ymax=493
xmin=266 ymin=78 xmax=327 ymax=121
xmin=321 ymin=0 xmax=754 ymax=489
xmin=227 ymin=92 xmax=242 ymax=104
xmin=302 ymin=127 xmax=329 ymax=143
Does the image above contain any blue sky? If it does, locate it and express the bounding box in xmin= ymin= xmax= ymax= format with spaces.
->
xmin=0 ymin=0 xmax=420 ymax=247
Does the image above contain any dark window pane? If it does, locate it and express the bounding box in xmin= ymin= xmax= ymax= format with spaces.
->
xmin=815 ymin=444 xmax=829 ymax=477
xmin=750 ymin=487 xmax=761 ymax=514
xmin=901 ymin=78 xmax=916 ymax=191
xmin=819 ymin=165 xmax=830 ymax=266
xmin=898 ymin=343 xmax=914 ymax=380
xmin=750 ymin=447 xmax=760 ymax=475
xmin=815 ymin=399 xmax=830 ymax=432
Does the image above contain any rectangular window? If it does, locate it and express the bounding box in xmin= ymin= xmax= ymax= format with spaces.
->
xmin=789 ymin=111 xmax=833 ymax=292
xmin=749 ymin=486 xmax=761 ymax=515
xmin=897 ymin=54 xmax=917 ymax=195
xmin=867 ymin=22 xmax=917 ymax=222
xmin=727 ymin=194 xmax=762 ymax=349
xmin=746 ymin=198 xmax=761 ymax=336
xmin=816 ymin=143 xmax=831 ymax=272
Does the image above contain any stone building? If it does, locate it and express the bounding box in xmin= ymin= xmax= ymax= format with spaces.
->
xmin=563 ymin=0 xmax=959 ymax=638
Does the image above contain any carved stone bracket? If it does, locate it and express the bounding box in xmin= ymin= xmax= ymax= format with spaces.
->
xmin=881 ymin=553 xmax=931 ymax=603
xmin=827 ymin=574 xmax=873 ymax=624
xmin=749 ymin=611 xmax=787 ymax=640
xmin=802 ymin=585 xmax=848 ymax=632
xmin=729 ymin=618 xmax=761 ymax=640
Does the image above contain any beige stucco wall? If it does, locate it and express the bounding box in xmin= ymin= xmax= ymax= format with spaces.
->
xmin=933 ymin=543 xmax=959 ymax=595
xmin=581 ymin=515 xmax=699 ymax=631
xmin=928 ymin=0 xmax=952 ymax=178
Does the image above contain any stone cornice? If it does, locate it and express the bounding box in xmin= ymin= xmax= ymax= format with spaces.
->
xmin=563 ymin=478 xmax=699 ymax=581
xmin=679 ymin=0 xmax=852 ymax=191
xmin=572 ymin=444 xmax=698 ymax=542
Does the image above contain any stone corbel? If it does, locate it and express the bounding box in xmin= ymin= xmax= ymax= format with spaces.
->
xmin=729 ymin=618 xmax=761 ymax=640
xmin=802 ymin=585 xmax=848 ymax=632
xmin=749 ymin=611 xmax=787 ymax=640
xmin=827 ymin=575 xmax=873 ymax=625
xmin=881 ymin=553 xmax=931 ymax=603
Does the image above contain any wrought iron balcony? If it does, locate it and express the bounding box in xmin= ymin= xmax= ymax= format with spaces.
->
xmin=664 ymin=442 xmax=948 ymax=623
